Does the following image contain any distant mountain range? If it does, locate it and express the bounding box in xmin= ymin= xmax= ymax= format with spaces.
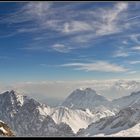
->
xmin=82 ymin=80 xmax=140 ymax=99
xmin=0 ymin=80 xmax=140 ymax=137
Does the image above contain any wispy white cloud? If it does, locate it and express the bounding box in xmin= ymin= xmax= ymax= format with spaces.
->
xmin=129 ymin=61 xmax=140 ymax=64
xmin=24 ymin=2 xmax=52 ymax=19
xmin=0 ymin=32 xmax=19 ymax=39
xmin=1 ymin=2 xmax=129 ymax=37
xmin=51 ymin=44 xmax=72 ymax=53
xmin=13 ymin=2 xmax=52 ymax=24
xmin=17 ymin=27 xmax=39 ymax=33
xmin=60 ymin=61 xmax=128 ymax=73
xmin=122 ymin=40 xmax=128 ymax=44
xmin=127 ymin=71 xmax=137 ymax=74
xmin=131 ymin=46 xmax=140 ymax=51
xmin=23 ymin=43 xmax=73 ymax=53
xmin=126 ymin=15 xmax=140 ymax=22
xmin=96 ymin=2 xmax=128 ymax=36
xmin=113 ymin=47 xmax=129 ymax=57
xmin=62 ymin=20 xmax=93 ymax=34
xmin=1 ymin=1 xmax=140 ymax=54
xmin=71 ymin=33 xmax=95 ymax=43
xmin=67 ymin=2 xmax=129 ymax=43
xmin=129 ymin=34 xmax=140 ymax=44
xmin=113 ymin=51 xmax=129 ymax=57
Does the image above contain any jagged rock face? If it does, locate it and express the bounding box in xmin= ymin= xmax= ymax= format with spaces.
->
xmin=13 ymin=100 xmax=74 ymax=136
xmin=0 ymin=121 xmax=14 ymax=137
xmin=0 ymin=90 xmax=26 ymax=125
xmin=0 ymin=90 xmax=74 ymax=137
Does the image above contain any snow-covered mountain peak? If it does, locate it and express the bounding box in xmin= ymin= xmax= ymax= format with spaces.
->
xmin=9 ymin=90 xmax=16 ymax=95
xmin=79 ymin=87 xmax=96 ymax=92
xmin=0 ymin=90 xmax=16 ymax=98
xmin=0 ymin=90 xmax=28 ymax=107
xmin=62 ymin=88 xmax=110 ymax=110
xmin=68 ymin=88 xmax=101 ymax=99
xmin=1 ymin=90 xmax=24 ymax=98
xmin=84 ymin=87 xmax=96 ymax=92
xmin=2 ymin=90 xmax=20 ymax=96
xmin=71 ymin=88 xmax=97 ymax=97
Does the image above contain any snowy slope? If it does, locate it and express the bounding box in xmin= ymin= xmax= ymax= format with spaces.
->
xmin=107 ymin=123 xmax=140 ymax=137
xmin=78 ymin=92 xmax=140 ymax=137
xmin=62 ymin=88 xmax=111 ymax=110
xmin=112 ymin=91 xmax=140 ymax=109
xmin=80 ymin=123 xmax=140 ymax=137
xmin=51 ymin=106 xmax=114 ymax=133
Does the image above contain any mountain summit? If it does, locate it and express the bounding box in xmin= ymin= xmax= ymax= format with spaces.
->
xmin=62 ymin=88 xmax=110 ymax=110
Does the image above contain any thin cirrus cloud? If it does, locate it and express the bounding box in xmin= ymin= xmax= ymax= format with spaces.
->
xmin=0 ymin=2 xmax=130 ymax=43
xmin=129 ymin=34 xmax=140 ymax=44
xmin=131 ymin=46 xmax=140 ymax=51
xmin=129 ymin=61 xmax=140 ymax=64
xmin=95 ymin=2 xmax=128 ymax=36
xmin=1 ymin=1 xmax=140 ymax=57
xmin=62 ymin=21 xmax=93 ymax=34
xmin=113 ymin=50 xmax=129 ymax=58
xmin=0 ymin=2 xmax=139 ymax=65
xmin=60 ymin=61 xmax=128 ymax=73
xmin=22 ymin=43 xmax=72 ymax=53
xmin=2 ymin=1 xmax=52 ymax=24
xmin=126 ymin=15 xmax=140 ymax=22
xmin=61 ymin=2 xmax=128 ymax=36
xmin=51 ymin=44 xmax=72 ymax=53
xmin=127 ymin=71 xmax=137 ymax=74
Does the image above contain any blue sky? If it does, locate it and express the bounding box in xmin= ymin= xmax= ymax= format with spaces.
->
xmin=0 ymin=1 xmax=140 ymax=84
